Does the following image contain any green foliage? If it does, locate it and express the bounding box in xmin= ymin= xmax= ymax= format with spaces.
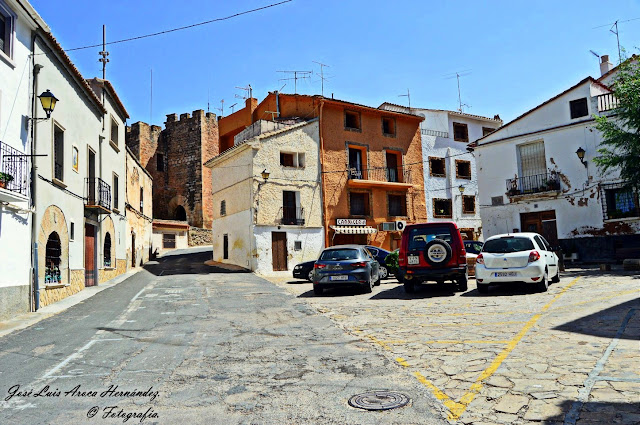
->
xmin=385 ymin=250 xmax=399 ymax=275
xmin=0 ymin=172 xmax=13 ymax=183
xmin=593 ymin=58 xmax=640 ymax=188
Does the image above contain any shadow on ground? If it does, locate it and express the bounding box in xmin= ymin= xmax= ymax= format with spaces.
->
xmin=553 ymin=298 xmax=639 ymax=340
xmin=144 ymin=249 xmax=251 ymax=276
xmin=541 ymin=400 xmax=640 ymax=424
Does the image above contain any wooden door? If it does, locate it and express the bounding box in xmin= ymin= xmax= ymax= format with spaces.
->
xmin=520 ymin=210 xmax=558 ymax=245
xmin=271 ymin=232 xmax=288 ymax=271
xmin=131 ymin=233 xmax=136 ymax=267
xmin=85 ymin=224 xmax=96 ymax=287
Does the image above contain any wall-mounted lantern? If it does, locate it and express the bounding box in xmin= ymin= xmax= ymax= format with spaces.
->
xmin=261 ymin=169 xmax=270 ymax=182
xmin=575 ymin=147 xmax=587 ymax=167
xmin=38 ymin=90 xmax=58 ymax=118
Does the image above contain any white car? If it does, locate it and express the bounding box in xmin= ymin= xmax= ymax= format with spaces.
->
xmin=474 ymin=233 xmax=560 ymax=293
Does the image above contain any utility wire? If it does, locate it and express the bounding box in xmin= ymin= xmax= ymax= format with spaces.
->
xmin=65 ymin=0 xmax=293 ymax=52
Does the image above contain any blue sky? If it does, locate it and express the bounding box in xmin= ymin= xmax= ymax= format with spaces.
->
xmin=30 ymin=0 xmax=640 ymax=125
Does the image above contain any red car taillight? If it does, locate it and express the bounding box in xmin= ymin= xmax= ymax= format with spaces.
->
xmin=314 ymin=263 xmax=326 ymax=269
xmin=351 ymin=261 xmax=367 ymax=267
xmin=528 ymin=250 xmax=540 ymax=263
xmin=476 ymin=253 xmax=484 ymax=265
xmin=398 ymin=253 xmax=407 ymax=267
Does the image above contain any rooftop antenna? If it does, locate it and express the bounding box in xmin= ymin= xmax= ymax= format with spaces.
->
xmin=235 ymin=84 xmax=253 ymax=100
xmin=589 ymin=50 xmax=601 ymax=70
xmin=216 ymin=99 xmax=224 ymax=117
xmin=398 ymin=88 xmax=411 ymax=109
xmin=312 ymin=61 xmax=330 ymax=96
xmin=593 ymin=17 xmax=640 ymax=64
xmin=277 ymin=70 xmax=312 ymax=94
xmin=207 ymin=88 xmax=210 ymax=113
xmin=150 ymin=69 xmax=153 ymax=124
xmin=98 ymin=25 xmax=109 ymax=79
xmin=444 ymin=70 xmax=472 ymax=113
xmin=229 ymin=102 xmax=238 ymax=113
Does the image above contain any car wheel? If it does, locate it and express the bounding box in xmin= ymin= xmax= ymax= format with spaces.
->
xmin=537 ymin=269 xmax=549 ymax=292
xmin=313 ymin=286 xmax=323 ymax=296
xmin=379 ymin=266 xmax=388 ymax=280
xmin=362 ymin=273 xmax=373 ymax=293
xmin=456 ymin=272 xmax=468 ymax=292
xmin=374 ymin=273 xmax=381 ymax=287
xmin=551 ymin=269 xmax=560 ymax=283
xmin=477 ymin=283 xmax=489 ymax=294
xmin=307 ymin=270 xmax=314 ymax=282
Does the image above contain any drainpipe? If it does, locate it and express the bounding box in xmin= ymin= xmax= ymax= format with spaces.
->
xmin=319 ymin=99 xmax=329 ymax=247
xmin=30 ymin=34 xmax=42 ymax=311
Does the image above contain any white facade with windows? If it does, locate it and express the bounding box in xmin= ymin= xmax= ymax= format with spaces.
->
xmin=380 ymin=103 xmax=501 ymax=241
xmin=473 ymin=59 xmax=639 ymax=261
xmin=205 ymin=119 xmax=324 ymax=275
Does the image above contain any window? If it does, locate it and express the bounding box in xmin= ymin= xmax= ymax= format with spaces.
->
xmin=388 ymin=194 xmax=407 ymax=217
xmin=163 ymin=233 xmax=176 ymax=249
xmin=70 ymin=222 xmax=75 ymax=241
xmin=110 ymin=117 xmax=119 ymax=147
xmin=455 ymin=160 xmax=471 ymax=179
xmin=220 ymin=200 xmax=226 ymax=216
xmin=433 ymin=198 xmax=452 ymax=218
xmin=45 ymin=232 xmax=62 ymax=284
xmin=462 ymin=195 xmax=476 ymax=214
xmin=491 ymin=196 xmax=504 ymax=206
xmin=104 ymin=233 xmax=112 ymax=267
xmin=280 ymin=152 xmax=305 ymax=168
xmin=482 ymin=127 xmax=495 ymax=136
xmin=429 ymin=157 xmax=446 ymax=177
xmin=569 ymin=98 xmax=588 ymax=119
xmin=53 ymin=124 xmax=64 ymax=181
xmin=348 ymin=147 xmax=365 ymax=179
xmin=139 ymin=187 xmax=144 ymax=215
xmin=282 ymin=190 xmax=300 ymax=224
xmin=386 ymin=151 xmax=401 ymax=182
xmin=113 ymin=174 xmax=119 ymax=211
xmin=157 ymin=153 xmax=164 ymax=172
xmin=349 ymin=192 xmax=370 ymax=216
xmin=294 ymin=241 xmax=302 ymax=251
xmin=603 ymin=185 xmax=639 ymax=220
xmin=453 ymin=122 xmax=469 ymax=142
xmin=0 ymin=2 xmax=14 ymax=58
xmin=382 ymin=117 xmax=396 ymax=136
xmin=518 ymin=141 xmax=546 ymax=177
xmin=344 ymin=110 xmax=361 ymax=130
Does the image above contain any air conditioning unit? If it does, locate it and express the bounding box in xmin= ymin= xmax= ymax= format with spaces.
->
xmin=379 ymin=221 xmax=407 ymax=232
xmin=395 ymin=220 xmax=407 ymax=232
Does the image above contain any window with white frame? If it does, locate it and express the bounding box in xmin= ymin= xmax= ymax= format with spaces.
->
xmin=518 ymin=141 xmax=546 ymax=177
xmin=0 ymin=1 xmax=15 ymax=59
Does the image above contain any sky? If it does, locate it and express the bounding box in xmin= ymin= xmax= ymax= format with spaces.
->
xmin=29 ymin=0 xmax=640 ymax=126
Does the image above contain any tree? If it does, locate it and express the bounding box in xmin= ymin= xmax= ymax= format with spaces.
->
xmin=593 ymin=58 xmax=640 ymax=188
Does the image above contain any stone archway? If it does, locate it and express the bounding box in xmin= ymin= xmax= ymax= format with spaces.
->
xmin=101 ymin=216 xmax=116 ymax=268
xmin=168 ymin=195 xmax=189 ymax=223
xmin=175 ymin=205 xmax=187 ymax=221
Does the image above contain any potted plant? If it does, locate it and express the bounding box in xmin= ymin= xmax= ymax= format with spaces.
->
xmin=0 ymin=172 xmax=13 ymax=189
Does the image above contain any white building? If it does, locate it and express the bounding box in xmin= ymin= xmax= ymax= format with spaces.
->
xmin=0 ymin=0 xmax=48 ymax=319
xmin=472 ymin=55 xmax=639 ymax=261
xmin=380 ymin=103 xmax=501 ymax=240
xmin=204 ymin=119 xmax=324 ymax=275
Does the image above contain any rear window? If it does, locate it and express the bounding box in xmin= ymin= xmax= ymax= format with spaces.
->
xmin=407 ymin=226 xmax=453 ymax=251
xmin=320 ymin=249 xmax=360 ymax=261
xmin=464 ymin=241 xmax=483 ymax=254
xmin=483 ymin=237 xmax=534 ymax=253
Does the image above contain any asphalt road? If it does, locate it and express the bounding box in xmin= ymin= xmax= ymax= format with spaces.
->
xmin=0 ymin=248 xmax=447 ymax=425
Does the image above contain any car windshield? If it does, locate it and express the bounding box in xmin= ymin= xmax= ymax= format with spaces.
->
xmin=465 ymin=241 xmax=483 ymax=254
xmin=483 ymin=237 xmax=534 ymax=253
xmin=408 ymin=226 xmax=452 ymax=250
xmin=319 ymin=249 xmax=360 ymax=261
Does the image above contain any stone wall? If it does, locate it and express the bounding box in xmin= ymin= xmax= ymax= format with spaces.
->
xmin=188 ymin=227 xmax=213 ymax=246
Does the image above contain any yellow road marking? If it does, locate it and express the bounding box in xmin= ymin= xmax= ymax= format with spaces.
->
xmin=424 ymin=340 xmax=510 ymax=344
xmin=419 ymin=320 xmax=526 ymax=327
xmin=410 ymin=310 xmax=533 ymax=317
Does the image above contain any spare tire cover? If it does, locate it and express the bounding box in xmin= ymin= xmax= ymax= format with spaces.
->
xmin=423 ymin=239 xmax=453 ymax=267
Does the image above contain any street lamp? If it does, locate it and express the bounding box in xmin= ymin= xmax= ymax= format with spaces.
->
xmin=458 ymin=184 xmax=465 ymax=195
xmin=575 ymin=147 xmax=587 ymax=167
xmin=261 ymin=169 xmax=270 ymax=182
xmin=37 ymin=90 xmax=58 ymax=119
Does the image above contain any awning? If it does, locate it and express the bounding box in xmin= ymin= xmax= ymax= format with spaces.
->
xmin=330 ymin=225 xmax=377 ymax=234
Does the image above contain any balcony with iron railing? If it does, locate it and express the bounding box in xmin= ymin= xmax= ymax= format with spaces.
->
xmin=597 ymin=93 xmax=619 ymax=112
xmin=506 ymin=172 xmax=561 ymax=198
xmin=347 ymin=166 xmax=413 ymax=189
xmin=0 ymin=140 xmax=30 ymax=202
xmin=278 ymin=206 xmax=305 ymax=226
xmin=84 ymin=177 xmax=111 ymax=214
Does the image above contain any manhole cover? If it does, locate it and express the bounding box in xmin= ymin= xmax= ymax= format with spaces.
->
xmin=348 ymin=391 xmax=410 ymax=411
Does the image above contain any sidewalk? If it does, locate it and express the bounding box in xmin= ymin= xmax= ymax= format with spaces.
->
xmin=0 ymin=267 xmax=141 ymax=339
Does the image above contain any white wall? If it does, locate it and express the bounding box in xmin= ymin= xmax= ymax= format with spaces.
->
xmin=253 ymin=226 xmax=324 ymax=276
xmin=152 ymin=229 xmax=188 ymax=252
xmin=211 ymin=209 xmax=253 ymax=267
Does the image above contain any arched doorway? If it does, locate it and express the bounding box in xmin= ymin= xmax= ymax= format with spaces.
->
xmin=175 ymin=205 xmax=187 ymax=221
xmin=103 ymin=233 xmax=112 ymax=267
xmin=45 ymin=232 xmax=62 ymax=284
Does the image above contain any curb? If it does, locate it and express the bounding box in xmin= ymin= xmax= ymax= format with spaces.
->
xmin=0 ymin=267 xmax=142 ymax=339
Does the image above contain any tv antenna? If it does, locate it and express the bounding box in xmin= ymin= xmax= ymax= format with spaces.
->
xmin=229 ymin=102 xmax=238 ymax=113
xmin=593 ymin=17 xmax=640 ymax=64
xmin=216 ymin=99 xmax=224 ymax=117
xmin=98 ymin=25 xmax=110 ymax=79
xmin=589 ymin=50 xmax=601 ymax=69
xmin=444 ymin=70 xmax=472 ymax=113
xmin=235 ymin=84 xmax=253 ymax=100
xmin=398 ymin=89 xmax=411 ymax=109
xmin=277 ymin=70 xmax=312 ymax=94
xmin=313 ymin=61 xmax=330 ymax=96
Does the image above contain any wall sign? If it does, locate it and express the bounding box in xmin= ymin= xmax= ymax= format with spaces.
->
xmin=336 ymin=218 xmax=366 ymax=226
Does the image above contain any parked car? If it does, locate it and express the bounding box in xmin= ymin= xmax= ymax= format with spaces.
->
xmin=365 ymin=245 xmax=392 ymax=279
xmin=475 ymin=232 xmax=560 ymax=293
xmin=293 ymin=260 xmax=316 ymax=282
xmin=398 ymin=222 xmax=468 ymax=293
xmin=313 ymin=245 xmax=380 ymax=295
xmin=464 ymin=240 xmax=484 ymax=277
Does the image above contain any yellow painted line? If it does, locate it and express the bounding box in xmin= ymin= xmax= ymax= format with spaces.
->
xmin=424 ymin=340 xmax=510 ymax=345
xmin=420 ymin=320 xmax=526 ymax=327
xmin=411 ymin=310 xmax=533 ymax=317
xmin=362 ymin=334 xmax=391 ymax=351
xmin=396 ymin=357 xmax=410 ymax=367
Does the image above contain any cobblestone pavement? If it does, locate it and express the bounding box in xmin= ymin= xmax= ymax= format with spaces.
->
xmin=266 ymin=267 xmax=640 ymax=424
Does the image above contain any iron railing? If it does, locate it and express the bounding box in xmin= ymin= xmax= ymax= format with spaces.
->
xmin=597 ymin=93 xmax=619 ymax=112
xmin=279 ymin=206 xmax=305 ymax=225
xmin=600 ymin=182 xmax=639 ymax=221
xmin=348 ymin=167 xmax=412 ymax=184
xmin=506 ymin=172 xmax=560 ymax=196
xmin=85 ymin=177 xmax=111 ymax=210
xmin=0 ymin=140 xmax=29 ymax=197
xmin=421 ymin=128 xmax=449 ymax=138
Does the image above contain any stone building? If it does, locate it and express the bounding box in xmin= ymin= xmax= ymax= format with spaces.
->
xmin=126 ymin=110 xmax=219 ymax=229
xmin=125 ymin=147 xmax=153 ymax=267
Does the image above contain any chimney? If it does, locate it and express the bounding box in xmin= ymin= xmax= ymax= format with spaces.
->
xmin=600 ymin=55 xmax=614 ymax=76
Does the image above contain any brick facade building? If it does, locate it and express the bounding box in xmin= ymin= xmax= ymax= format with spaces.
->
xmin=126 ymin=110 xmax=219 ymax=229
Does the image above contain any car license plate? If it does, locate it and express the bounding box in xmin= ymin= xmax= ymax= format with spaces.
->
xmin=330 ymin=275 xmax=348 ymax=281
xmin=408 ymin=255 xmax=419 ymax=265
xmin=495 ymin=272 xmax=517 ymax=277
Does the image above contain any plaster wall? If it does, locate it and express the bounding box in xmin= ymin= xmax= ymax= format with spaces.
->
xmin=152 ymin=229 xmax=188 ymax=252
xmin=211 ymin=209 xmax=253 ymax=268
xmin=126 ymin=150 xmax=153 ymax=267
xmin=253 ymin=226 xmax=324 ymax=276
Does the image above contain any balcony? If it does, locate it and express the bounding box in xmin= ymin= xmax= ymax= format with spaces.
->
xmin=597 ymin=93 xmax=618 ymax=112
xmin=0 ymin=140 xmax=29 ymax=202
xmin=506 ymin=172 xmax=561 ymax=198
xmin=84 ymin=177 xmax=111 ymax=214
xmin=279 ymin=206 xmax=305 ymax=226
xmin=347 ymin=167 xmax=413 ymax=189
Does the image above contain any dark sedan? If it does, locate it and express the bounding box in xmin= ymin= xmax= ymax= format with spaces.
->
xmin=365 ymin=245 xmax=392 ymax=279
xmin=292 ymin=260 xmax=316 ymax=282
xmin=313 ymin=245 xmax=380 ymax=295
